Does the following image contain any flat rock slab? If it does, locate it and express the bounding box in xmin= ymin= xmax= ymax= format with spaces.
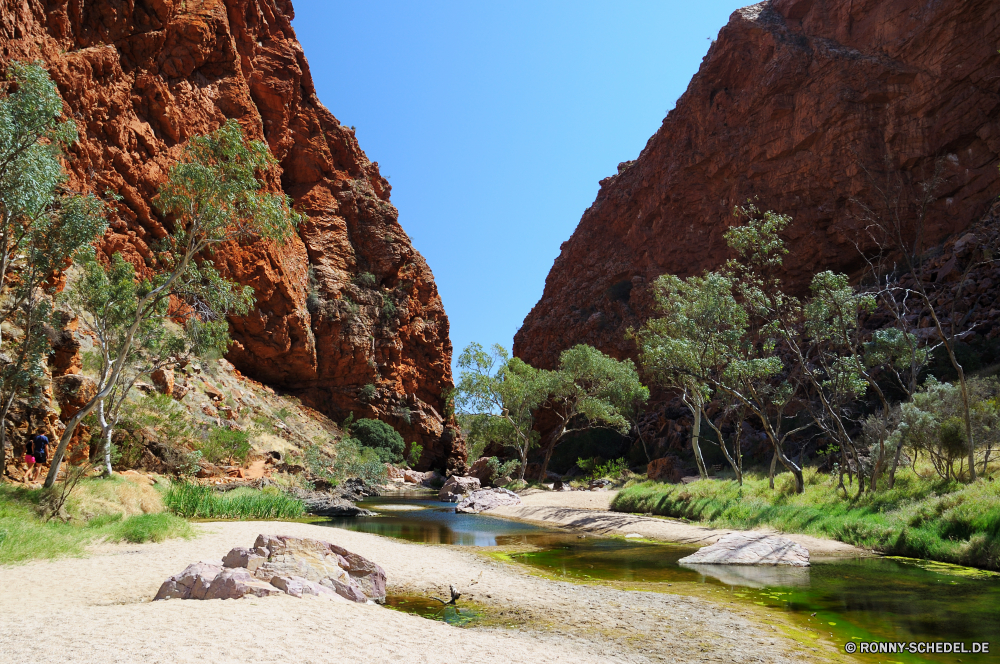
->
xmin=677 ymin=532 xmax=809 ymax=567
xmin=456 ymin=488 xmax=521 ymax=514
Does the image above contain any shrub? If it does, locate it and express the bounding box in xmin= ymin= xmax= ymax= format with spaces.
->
xmin=351 ymin=418 xmax=405 ymax=464
xmin=331 ymin=437 xmax=388 ymax=488
xmin=199 ymin=427 xmax=252 ymax=465
xmin=407 ymin=443 xmax=423 ymax=467
xmin=354 ymin=271 xmax=377 ymax=288
xmin=359 ymin=383 xmax=377 ymax=402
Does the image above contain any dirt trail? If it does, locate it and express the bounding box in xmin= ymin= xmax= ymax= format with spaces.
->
xmin=488 ymin=490 xmax=867 ymax=557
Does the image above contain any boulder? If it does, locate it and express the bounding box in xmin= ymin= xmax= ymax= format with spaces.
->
xmin=677 ymin=532 xmax=810 ymax=567
xmin=151 ymin=367 xmax=174 ymax=395
xmin=154 ymin=562 xmax=223 ymax=600
xmin=253 ymin=534 xmax=387 ymax=603
xmin=468 ymin=457 xmax=496 ymax=485
xmin=221 ymin=547 xmax=266 ymax=573
xmin=291 ymin=489 xmax=374 ymax=517
xmin=269 ymin=575 xmax=345 ymax=601
xmin=438 ymin=475 xmax=480 ymax=501
xmin=155 ymin=535 xmax=387 ymax=603
xmin=647 ymin=456 xmax=683 ymax=483
xmin=203 ymin=568 xmax=282 ymax=600
xmin=455 ymin=488 xmax=522 ymax=514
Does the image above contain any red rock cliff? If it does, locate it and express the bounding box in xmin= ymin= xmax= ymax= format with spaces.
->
xmin=0 ymin=0 xmax=465 ymax=472
xmin=515 ymin=0 xmax=1000 ymax=370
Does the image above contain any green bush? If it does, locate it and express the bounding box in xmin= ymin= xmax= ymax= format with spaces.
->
xmin=199 ymin=427 xmax=252 ymax=465
xmin=351 ymin=418 xmax=405 ymax=464
xmin=359 ymin=383 xmax=377 ymax=402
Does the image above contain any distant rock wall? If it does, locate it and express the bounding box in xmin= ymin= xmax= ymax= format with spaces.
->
xmin=0 ymin=0 xmax=464 ymax=472
xmin=515 ymin=0 xmax=1000 ymax=371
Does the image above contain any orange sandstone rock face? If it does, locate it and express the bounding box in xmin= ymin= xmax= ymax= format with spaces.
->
xmin=1 ymin=0 xmax=464 ymax=471
xmin=515 ymin=0 xmax=1000 ymax=371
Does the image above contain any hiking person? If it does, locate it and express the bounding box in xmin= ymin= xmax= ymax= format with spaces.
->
xmin=26 ymin=431 xmax=49 ymax=483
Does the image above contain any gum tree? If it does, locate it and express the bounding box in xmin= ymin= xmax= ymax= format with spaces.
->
xmin=455 ymin=343 xmax=550 ymax=481
xmin=45 ymin=120 xmax=300 ymax=487
xmin=637 ymin=272 xmax=745 ymax=481
xmin=0 ymin=62 xmax=107 ymax=480
xmin=535 ymin=344 xmax=649 ymax=480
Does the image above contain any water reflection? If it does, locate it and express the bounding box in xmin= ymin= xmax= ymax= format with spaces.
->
xmin=680 ymin=562 xmax=810 ymax=587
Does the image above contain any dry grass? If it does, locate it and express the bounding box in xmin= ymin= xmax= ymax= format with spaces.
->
xmin=67 ymin=474 xmax=166 ymax=519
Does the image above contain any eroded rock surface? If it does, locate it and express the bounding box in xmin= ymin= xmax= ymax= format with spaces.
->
xmin=677 ymin=532 xmax=809 ymax=567
xmin=515 ymin=0 xmax=1000 ymax=371
xmin=455 ymin=487 xmax=521 ymax=514
xmin=154 ymin=534 xmax=387 ymax=603
xmin=438 ymin=475 xmax=480 ymax=502
xmin=0 ymin=0 xmax=465 ymax=473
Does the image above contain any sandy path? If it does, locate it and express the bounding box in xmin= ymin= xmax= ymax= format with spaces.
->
xmin=0 ymin=522 xmax=826 ymax=664
xmin=490 ymin=490 xmax=866 ymax=557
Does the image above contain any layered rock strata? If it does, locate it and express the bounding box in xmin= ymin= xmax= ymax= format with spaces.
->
xmin=515 ymin=0 xmax=1000 ymax=371
xmin=0 ymin=0 xmax=464 ymax=471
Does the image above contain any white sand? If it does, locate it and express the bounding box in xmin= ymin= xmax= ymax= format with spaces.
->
xmin=490 ymin=490 xmax=866 ymax=557
xmin=0 ymin=521 xmax=826 ymax=663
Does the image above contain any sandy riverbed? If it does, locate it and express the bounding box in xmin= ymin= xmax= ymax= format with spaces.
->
xmin=0 ymin=521 xmax=831 ymax=663
xmin=491 ymin=489 xmax=866 ymax=557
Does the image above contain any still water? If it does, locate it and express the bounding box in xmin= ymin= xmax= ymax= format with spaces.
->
xmin=319 ymin=492 xmax=1000 ymax=661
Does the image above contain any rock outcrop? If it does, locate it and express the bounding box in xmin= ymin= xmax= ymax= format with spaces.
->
xmin=0 ymin=1 xmax=465 ymax=472
xmin=155 ymin=534 xmax=387 ymax=602
xmin=515 ymin=0 xmax=1000 ymax=371
xmin=438 ymin=475 xmax=480 ymax=502
xmin=455 ymin=487 xmax=521 ymax=514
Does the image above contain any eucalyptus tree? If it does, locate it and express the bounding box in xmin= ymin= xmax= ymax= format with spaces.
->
xmin=455 ymin=342 xmax=550 ymax=481
xmin=65 ymin=252 xmax=230 ymax=476
xmin=798 ymin=271 xmax=926 ymax=492
xmin=0 ymin=62 xmax=107 ymax=480
xmin=0 ymin=61 xmax=79 ymax=342
xmin=535 ymin=344 xmax=648 ymax=480
xmin=44 ymin=120 xmax=300 ymax=487
xmin=637 ymin=271 xmax=745 ymax=481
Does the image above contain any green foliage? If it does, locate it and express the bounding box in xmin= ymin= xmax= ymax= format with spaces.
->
xmin=47 ymin=120 xmax=300 ymax=486
xmin=549 ymin=344 xmax=649 ymax=437
xmin=0 ymin=62 xmax=107 ymax=475
xmin=485 ymin=456 xmax=519 ymax=480
xmin=165 ymin=483 xmax=304 ymax=520
xmin=198 ymin=427 xmax=252 ymax=465
xmin=456 ymin=343 xmax=549 ymax=480
xmin=109 ymin=513 xmax=191 ymax=544
xmin=331 ymin=437 xmax=388 ymax=487
xmin=577 ymin=456 xmax=628 ymax=481
xmin=0 ymin=483 xmax=191 ymax=564
xmin=612 ymin=469 xmax=1000 ymax=571
xmin=381 ymin=295 xmax=397 ymax=321
xmin=407 ymin=443 xmax=423 ymax=467
xmin=351 ymin=418 xmax=405 ymax=465
xmin=358 ymin=383 xmax=377 ymax=402
xmin=354 ymin=271 xmax=377 ymax=288
xmin=890 ymin=377 xmax=1000 ymax=481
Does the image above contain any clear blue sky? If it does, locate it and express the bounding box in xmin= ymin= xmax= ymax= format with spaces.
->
xmin=291 ymin=1 xmax=747 ymax=374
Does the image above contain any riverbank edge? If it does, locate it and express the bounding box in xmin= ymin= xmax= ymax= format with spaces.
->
xmin=485 ymin=502 xmax=869 ymax=558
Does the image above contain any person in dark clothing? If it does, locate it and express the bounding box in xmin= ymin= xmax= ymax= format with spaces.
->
xmin=26 ymin=432 xmax=49 ymax=483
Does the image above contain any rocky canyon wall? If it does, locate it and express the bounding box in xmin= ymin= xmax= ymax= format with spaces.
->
xmin=0 ymin=0 xmax=464 ymax=472
xmin=515 ymin=0 xmax=1000 ymax=372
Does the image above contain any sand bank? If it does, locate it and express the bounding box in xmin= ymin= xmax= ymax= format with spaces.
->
xmin=0 ymin=521 xmax=828 ymax=663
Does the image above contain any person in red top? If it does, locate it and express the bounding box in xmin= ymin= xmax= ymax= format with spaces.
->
xmin=25 ymin=432 xmax=49 ymax=483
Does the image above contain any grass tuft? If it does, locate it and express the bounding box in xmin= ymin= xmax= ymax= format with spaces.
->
xmin=611 ymin=468 xmax=1000 ymax=570
xmin=164 ymin=483 xmax=304 ymax=520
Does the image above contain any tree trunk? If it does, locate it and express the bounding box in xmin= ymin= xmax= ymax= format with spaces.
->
xmin=769 ymin=452 xmax=777 ymax=490
xmin=687 ymin=398 xmax=708 ymax=480
xmin=98 ymin=400 xmax=113 ymax=477
xmin=887 ymin=438 xmax=904 ymax=490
